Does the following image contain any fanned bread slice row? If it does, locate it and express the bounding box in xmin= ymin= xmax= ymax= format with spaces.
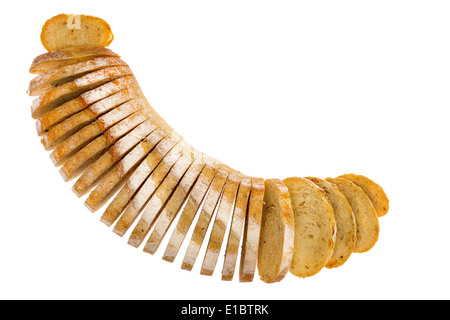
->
xmin=239 ymin=177 xmax=265 ymax=283
xmin=162 ymin=160 xmax=220 ymax=263
xmin=100 ymin=132 xmax=182 ymax=226
xmin=200 ymin=171 xmax=242 ymax=276
xmin=28 ymin=56 xmax=127 ymax=96
xmin=87 ymin=126 xmax=173 ymax=213
xmin=339 ymin=174 xmax=389 ymax=218
xmin=128 ymin=150 xmax=201 ymax=248
xmin=50 ymin=99 xmax=146 ymax=166
xmin=305 ymin=177 xmax=355 ymax=269
xmin=326 ymin=177 xmax=380 ymax=253
xmin=59 ymin=107 xmax=155 ymax=181
xmin=41 ymin=86 xmax=138 ymax=150
xmin=143 ymin=155 xmax=208 ymax=255
xmin=72 ymin=118 xmax=167 ymax=197
xmin=112 ymin=140 xmax=188 ymax=236
xmin=40 ymin=14 xmax=114 ymax=51
xmin=29 ymin=46 xmax=118 ymax=74
xmin=181 ymin=164 xmax=231 ymax=271
xmin=36 ymin=76 xmax=136 ymax=135
xmin=284 ymin=177 xmax=336 ymax=278
xmin=258 ymin=179 xmax=295 ymax=284
xmin=31 ymin=65 xmax=133 ymax=119
xmin=221 ymin=176 xmax=252 ymax=281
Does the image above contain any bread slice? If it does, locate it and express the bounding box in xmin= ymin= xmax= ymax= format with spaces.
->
xmin=306 ymin=177 xmax=356 ymax=269
xmin=72 ymin=118 xmax=167 ymax=197
xmin=326 ymin=177 xmax=379 ymax=253
xmin=112 ymin=141 xmax=188 ymax=236
xmin=221 ymin=176 xmax=252 ymax=281
xmin=50 ymin=99 xmax=145 ymax=166
xmin=99 ymin=132 xmax=182 ymax=225
xmin=239 ymin=177 xmax=264 ymax=282
xmin=40 ymin=14 xmax=114 ymax=51
xmin=143 ymin=155 xmax=207 ymax=255
xmin=181 ymin=164 xmax=231 ymax=271
xmin=36 ymin=77 xmax=136 ymax=136
xmin=41 ymin=86 xmax=138 ymax=150
xmin=258 ymin=179 xmax=295 ymax=283
xmin=339 ymin=174 xmax=389 ymax=218
xmin=28 ymin=56 xmax=126 ymax=96
xmin=127 ymin=151 xmax=201 ymax=248
xmin=29 ymin=46 xmax=118 ymax=74
xmin=162 ymin=160 xmax=219 ymax=263
xmin=86 ymin=126 xmax=172 ymax=213
xmin=31 ymin=65 xmax=132 ymax=119
xmin=200 ymin=171 xmax=242 ymax=276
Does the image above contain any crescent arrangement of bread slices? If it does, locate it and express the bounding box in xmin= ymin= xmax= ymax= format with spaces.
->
xmin=28 ymin=14 xmax=391 ymax=283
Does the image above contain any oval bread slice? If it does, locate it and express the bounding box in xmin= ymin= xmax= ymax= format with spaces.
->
xmin=339 ymin=174 xmax=389 ymax=218
xmin=283 ymin=177 xmax=336 ymax=278
xmin=257 ymin=179 xmax=295 ymax=284
xmin=306 ymin=177 xmax=356 ymax=269
xmin=40 ymin=14 xmax=114 ymax=51
xmin=326 ymin=177 xmax=379 ymax=253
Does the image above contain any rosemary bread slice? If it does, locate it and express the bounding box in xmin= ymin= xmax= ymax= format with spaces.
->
xmin=339 ymin=174 xmax=389 ymax=218
xmin=162 ymin=160 xmax=219 ymax=263
xmin=326 ymin=177 xmax=379 ymax=253
xmin=221 ymin=175 xmax=252 ymax=281
xmin=200 ymin=171 xmax=242 ymax=276
xmin=29 ymin=46 xmax=118 ymax=74
xmin=41 ymin=86 xmax=138 ymax=150
xmin=31 ymin=65 xmax=132 ymax=119
xmin=128 ymin=151 xmax=200 ymax=248
xmin=181 ymin=164 xmax=231 ymax=271
xmin=258 ymin=179 xmax=295 ymax=283
xmin=306 ymin=177 xmax=356 ymax=269
xmin=87 ymin=126 xmax=172 ymax=213
xmin=143 ymin=155 xmax=207 ymax=255
xmin=36 ymin=77 xmax=136 ymax=135
xmin=40 ymin=14 xmax=114 ymax=51
xmin=239 ymin=177 xmax=264 ymax=282
xmin=28 ymin=56 xmax=126 ymax=96
xmin=112 ymin=141 xmax=188 ymax=236
xmin=99 ymin=132 xmax=182 ymax=225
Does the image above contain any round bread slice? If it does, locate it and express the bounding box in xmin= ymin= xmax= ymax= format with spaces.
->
xmin=339 ymin=174 xmax=389 ymax=218
xmin=326 ymin=177 xmax=379 ymax=253
xmin=40 ymin=14 xmax=114 ymax=51
xmin=283 ymin=177 xmax=336 ymax=278
xmin=257 ymin=179 xmax=295 ymax=284
xmin=306 ymin=177 xmax=356 ymax=269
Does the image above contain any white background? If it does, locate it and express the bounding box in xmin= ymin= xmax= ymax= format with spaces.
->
xmin=0 ymin=0 xmax=449 ymax=300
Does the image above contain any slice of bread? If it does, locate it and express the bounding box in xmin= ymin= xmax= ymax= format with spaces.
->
xmin=40 ymin=14 xmax=114 ymax=51
xmin=200 ymin=171 xmax=242 ymax=276
xmin=31 ymin=65 xmax=132 ymax=119
xmin=112 ymin=141 xmax=187 ymax=237
xmin=339 ymin=174 xmax=389 ymax=218
xmin=100 ymin=132 xmax=182 ymax=225
xmin=222 ymin=176 xmax=252 ymax=281
xmin=326 ymin=177 xmax=379 ymax=253
xmin=128 ymin=151 xmax=199 ymax=248
xmin=29 ymin=46 xmax=118 ymax=74
xmin=283 ymin=177 xmax=336 ymax=278
xmin=239 ymin=177 xmax=264 ymax=282
xmin=306 ymin=177 xmax=356 ymax=269
xmin=258 ymin=179 xmax=295 ymax=283
xmin=143 ymin=156 xmax=207 ymax=255
xmin=162 ymin=161 xmax=219 ymax=263
xmin=36 ymin=77 xmax=136 ymax=136
xmin=181 ymin=164 xmax=231 ymax=271
xmin=28 ymin=56 xmax=126 ymax=96
xmin=87 ymin=127 xmax=172 ymax=213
